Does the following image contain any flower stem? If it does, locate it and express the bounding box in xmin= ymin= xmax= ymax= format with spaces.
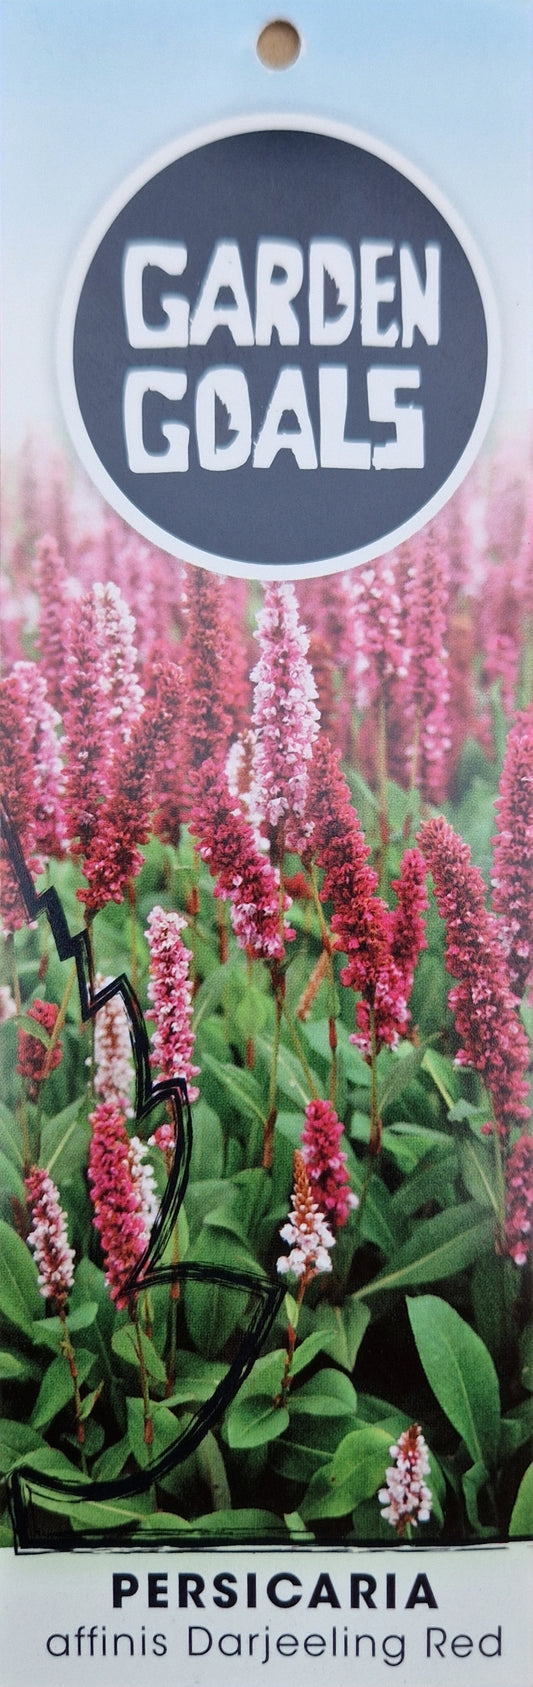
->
xmin=276 ymin=1277 xmax=307 ymax=1408
xmin=280 ymin=991 xmax=319 ymax=1099
xmin=59 ymin=1306 xmax=88 ymax=1472
xmin=307 ymin=864 xmax=338 ymax=1105
xmin=132 ymin=1299 xmax=153 ymax=1447
xmin=492 ymin=1124 xmax=507 ymax=1251
xmin=376 ymin=691 xmax=389 ymax=896
xmin=41 ymin=960 xmax=76 ymax=1084
xmin=166 ymin=1218 xmax=180 ymax=1397
xmin=9 ymin=937 xmax=31 ymax=1169
xmin=128 ymin=879 xmax=138 ymax=993
xmin=369 ymin=1004 xmax=382 ymax=1157
xmin=262 ymin=985 xmax=282 ymax=1168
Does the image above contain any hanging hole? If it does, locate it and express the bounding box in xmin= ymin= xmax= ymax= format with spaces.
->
xmin=256 ymin=19 xmax=301 ymax=69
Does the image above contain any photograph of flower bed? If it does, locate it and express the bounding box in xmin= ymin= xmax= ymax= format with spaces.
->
xmin=0 ymin=442 xmax=531 ymax=1546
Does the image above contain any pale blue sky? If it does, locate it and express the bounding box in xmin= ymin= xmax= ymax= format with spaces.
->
xmin=1 ymin=0 xmax=531 ymax=447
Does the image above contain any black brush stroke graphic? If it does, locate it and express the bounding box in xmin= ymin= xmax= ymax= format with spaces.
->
xmin=1 ymin=804 xmax=284 ymax=1550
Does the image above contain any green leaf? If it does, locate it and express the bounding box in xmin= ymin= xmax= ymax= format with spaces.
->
xmin=92 ymin=1435 xmax=130 ymax=1482
xmin=0 ymin=1347 xmax=41 ymax=1382
xmin=14 ymin=1445 xmax=86 ymax=1496
xmin=357 ymin=1205 xmax=494 ymax=1296
xmin=76 ymin=1383 xmax=102 ymax=1422
xmin=509 ymin=1462 xmax=533 ymax=1537
xmin=273 ymin=1406 xmax=360 ymax=1482
xmin=225 ymin=1394 xmax=290 ymax=1449
xmin=70 ymin=1496 xmax=152 ymax=1532
xmin=383 ymin=1122 xmax=453 ymax=1175
xmin=190 ymin=1509 xmax=286 ymax=1536
xmin=0 ymin=1220 xmax=43 ymax=1332
xmin=235 ymin=986 xmax=269 ymax=1041
xmin=126 ymin=1398 xmax=182 ymax=1470
xmin=421 ymin=1047 xmax=460 ymax=1108
xmin=192 ymin=961 xmax=242 ymax=1031
xmin=31 ymin=1301 xmax=98 ymax=1349
xmin=234 ymin=1333 xmax=334 ymax=1413
xmin=31 ymin=1347 xmax=97 ymax=1431
xmin=346 ymin=1151 xmax=399 ymax=1255
xmin=356 ymin=1391 xmax=405 ymax=1424
xmin=301 ymin=1426 xmax=392 ymax=1519
xmin=378 ymin=1042 xmax=427 ymax=1114
xmin=112 ymin=1322 xmax=167 ymax=1384
xmin=389 ymin=1146 xmax=457 ymax=1223
xmin=0 ymin=1103 xmax=23 ymax=1168
xmin=462 ymin=1463 xmax=497 ymax=1539
xmin=458 ymin=1133 xmax=499 ymax=1213
xmin=188 ymin=1101 xmax=224 ymax=1183
xmin=201 ymin=1052 xmax=265 ymax=1125
xmin=290 ymin=1368 xmax=358 ymax=1419
xmin=184 ymin=1228 xmax=265 ymax=1357
xmin=0 ymin=1148 xmax=25 ymax=1203
xmin=471 ymin=1256 xmax=509 ymax=1363
xmin=256 ymin=1037 xmax=313 ymax=1109
xmin=232 ymin=1347 xmax=286 ymax=1403
xmin=407 ymin=1296 xmax=501 ymax=1468
xmin=304 ymin=1021 xmax=371 ymax=1087
xmin=0 ymin=1419 xmax=45 ymax=1475
xmin=356 ymin=1173 xmax=399 ymax=1256
xmin=164 ymin=1355 xmax=228 ymax=1407
xmin=185 ymin=1178 xmax=229 ymax=1244
xmin=290 ymin=1330 xmax=336 ymax=1377
xmin=16 ymin=1012 xmax=52 ymax=1049
xmin=196 ymin=1431 xmax=231 ymax=1510
xmin=284 ymin=1510 xmax=315 ymax=1540
xmin=133 ymin=1512 xmax=193 ymax=1533
xmin=42 ymin=1098 xmax=86 ymax=1177
xmin=499 ymin=1399 xmax=533 ymax=1458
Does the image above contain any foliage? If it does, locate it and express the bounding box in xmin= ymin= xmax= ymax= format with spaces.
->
xmin=0 ymin=448 xmax=531 ymax=1546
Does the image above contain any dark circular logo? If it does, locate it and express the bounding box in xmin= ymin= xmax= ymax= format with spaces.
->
xmin=59 ymin=117 xmax=498 ymax=579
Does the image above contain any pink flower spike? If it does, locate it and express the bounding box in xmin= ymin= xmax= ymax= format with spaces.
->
xmin=79 ymin=660 xmax=182 ymax=916
xmin=88 ymin=1102 xmax=151 ymax=1308
xmin=504 ymin=1134 xmax=533 ymax=1266
xmin=419 ymin=816 xmax=530 ymax=1139
xmin=306 ymin=736 xmax=409 ymax=1054
xmin=403 ymin=525 xmax=451 ymax=803
xmin=25 ymin=1165 xmax=75 ymax=1307
xmin=378 ymin=1423 xmax=433 ymax=1535
xmin=277 ymin=1151 xmax=335 ymax=1282
xmin=182 ymin=567 xmax=233 ymax=779
xmin=251 ymin=582 xmax=320 ymax=855
xmin=93 ymin=975 xmax=134 ymax=1115
xmin=148 ymin=1121 xmax=175 ymax=1156
xmin=35 ymin=535 xmax=71 ymax=715
xmin=491 ymin=706 xmax=533 ymax=1001
xmin=17 ymin=999 xmax=63 ymax=1102
xmin=145 ymin=905 xmax=199 ymax=1100
xmin=93 ymin=581 xmax=144 ymax=745
xmin=61 ymin=589 xmax=113 ymax=859
xmin=191 ymin=757 xmax=294 ymax=963
xmin=346 ymin=552 xmax=407 ymax=713
xmin=301 ymin=1099 xmax=358 ymax=1230
xmin=0 ymin=665 xmax=42 ymax=929
xmin=390 ymin=848 xmax=428 ymax=997
xmin=27 ymin=669 xmax=67 ymax=860
xmin=129 ymin=1135 xmax=159 ymax=1236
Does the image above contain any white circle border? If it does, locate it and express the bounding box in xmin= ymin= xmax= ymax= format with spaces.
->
xmin=57 ymin=112 xmax=501 ymax=581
